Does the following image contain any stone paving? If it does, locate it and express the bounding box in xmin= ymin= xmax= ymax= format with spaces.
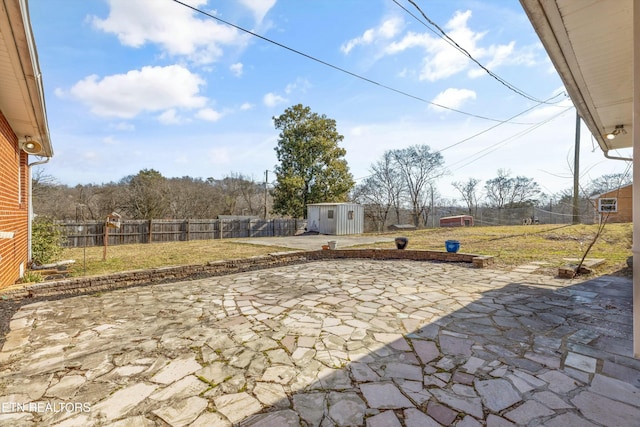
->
xmin=0 ymin=259 xmax=639 ymax=426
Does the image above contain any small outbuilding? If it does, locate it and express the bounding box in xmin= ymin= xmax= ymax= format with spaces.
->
xmin=306 ymin=203 xmax=364 ymax=235
xmin=440 ymin=215 xmax=474 ymax=227
xmin=591 ymin=184 xmax=632 ymax=223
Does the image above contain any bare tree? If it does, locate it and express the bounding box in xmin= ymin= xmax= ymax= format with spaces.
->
xmin=452 ymin=178 xmax=481 ymax=215
xmin=485 ymin=169 xmax=540 ymax=209
xmin=391 ymin=145 xmax=446 ymax=227
xmin=353 ymin=176 xmax=393 ymax=232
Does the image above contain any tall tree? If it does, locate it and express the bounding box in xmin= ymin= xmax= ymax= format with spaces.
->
xmin=123 ymin=169 xmax=170 ymax=219
xmin=587 ymin=172 xmax=633 ymax=196
xmin=391 ymin=145 xmax=446 ymax=227
xmin=452 ymin=178 xmax=481 ymax=216
xmin=353 ymin=151 xmax=406 ymax=230
xmin=484 ymin=169 xmax=540 ymax=209
xmin=271 ymin=104 xmax=354 ymax=218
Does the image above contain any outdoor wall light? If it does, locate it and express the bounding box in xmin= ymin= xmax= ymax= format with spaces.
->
xmin=606 ymin=124 xmax=627 ymax=140
xmin=19 ymin=136 xmax=43 ymax=154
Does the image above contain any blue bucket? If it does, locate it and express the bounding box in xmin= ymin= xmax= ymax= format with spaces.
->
xmin=445 ymin=240 xmax=460 ymax=253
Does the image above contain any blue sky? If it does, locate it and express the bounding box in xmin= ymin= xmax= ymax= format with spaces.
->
xmin=28 ymin=0 xmax=632 ymax=200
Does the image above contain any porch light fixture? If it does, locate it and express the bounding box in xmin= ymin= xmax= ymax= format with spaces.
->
xmin=19 ymin=136 xmax=43 ymax=155
xmin=606 ymin=124 xmax=627 ymax=140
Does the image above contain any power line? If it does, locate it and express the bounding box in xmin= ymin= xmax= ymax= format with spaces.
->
xmin=450 ymin=107 xmax=573 ymax=171
xmin=437 ymin=93 xmax=565 ymax=154
xmin=171 ymin=0 xmax=537 ymax=123
xmin=398 ymin=0 xmax=554 ymax=104
xmin=352 ymin=98 xmax=568 ymax=183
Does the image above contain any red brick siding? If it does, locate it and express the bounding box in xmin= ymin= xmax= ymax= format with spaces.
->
xmin=0 ymin=110 xmax=29 ymax=288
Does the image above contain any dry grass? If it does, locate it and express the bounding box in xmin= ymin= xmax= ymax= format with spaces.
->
xmin=60 ymin=223 xmax=633 ymax=278
xmin=371 ymin=223 xmax=632 ymax=276
xmin=62 ymin=240 xmax=293 ymax=277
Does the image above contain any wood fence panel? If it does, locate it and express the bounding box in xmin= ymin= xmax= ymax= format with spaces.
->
xmin=57 ymin=218 xmax=305 ymax=247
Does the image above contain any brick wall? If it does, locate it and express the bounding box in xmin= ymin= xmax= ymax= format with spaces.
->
xmin=0 ymin=111 xmax=29 ymax=287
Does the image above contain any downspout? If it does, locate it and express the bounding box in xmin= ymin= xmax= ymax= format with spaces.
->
xmin=27 ymin=156 xmax=50 ymax=264
xmin=604 ymin=149 xmax=633 ymax=162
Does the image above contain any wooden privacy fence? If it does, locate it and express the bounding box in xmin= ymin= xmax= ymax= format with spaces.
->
xmin=57 ymin=219 xmax=306 ymax=248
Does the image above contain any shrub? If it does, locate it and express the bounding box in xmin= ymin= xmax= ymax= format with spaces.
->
xmin=21 ymin=270 xmax=43 ymax=283
xmin=31 ymin=216 xmax=63 ymax=265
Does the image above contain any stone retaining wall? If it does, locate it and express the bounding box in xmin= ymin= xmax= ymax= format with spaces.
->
xmin=2 ymin=249 xmax=493 ymax=301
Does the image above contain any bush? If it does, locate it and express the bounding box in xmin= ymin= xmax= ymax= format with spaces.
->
xmin=20 ymin=270 xmax=43 ymax=283
xmin=31 ymin=216 xmax=63 ymax=265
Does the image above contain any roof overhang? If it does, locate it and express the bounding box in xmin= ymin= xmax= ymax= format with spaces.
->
xmin=0 ymin=0 xmax=52 ymax=157
xmin=520 ymin=0 xmax=632 ymax=156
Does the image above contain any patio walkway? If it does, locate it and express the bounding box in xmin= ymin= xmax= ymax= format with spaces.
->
xmin=0 ymin=260 xmax=638 ymax=426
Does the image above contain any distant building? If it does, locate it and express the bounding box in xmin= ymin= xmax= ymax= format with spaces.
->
xmin=306 ymin=203 xmax=364 ymax=235
xmin=591 ymin=184 xmax=632 ymax=223
xmin=0 ymin=0 xmax=53 ymax=287
xmin=440 ymin=215 xmax=474 ymax=227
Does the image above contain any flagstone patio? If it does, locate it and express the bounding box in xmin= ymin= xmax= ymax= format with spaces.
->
xmin=0 ymin=259 xmax=638 ymax=426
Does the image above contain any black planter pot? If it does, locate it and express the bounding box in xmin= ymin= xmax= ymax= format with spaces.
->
xmin=395 ymin=237 xmax=409 ymax=250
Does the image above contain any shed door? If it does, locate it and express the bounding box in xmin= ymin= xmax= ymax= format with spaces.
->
xmin=308 ymin=208 xmax=320 ymax=232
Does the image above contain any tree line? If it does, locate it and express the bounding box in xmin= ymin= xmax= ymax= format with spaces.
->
xmin=33 ymin=169 xmax=269 ymax=221
xmin=33 ymin=103 xmax=631 ymax=225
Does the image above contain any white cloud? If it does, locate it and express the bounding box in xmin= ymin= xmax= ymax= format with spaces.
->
xmin=91 ymin=0 xmax=245 ymax=64
xmin=383 ymin=10 xmax=525 ymax=82
xmin=341 ymin=16 xmax=403 ymax=54
xmin=468 ymin=41 xmax=515 ymax=78
xmin=285 ymin=78 xmax=311 ymax=94
xmin=430 ymin=88 xmax=477 ymax=111
xmin=158 ymin=109 xmax=184 ymax=125
xmin=263 ymin=92 xmax=287 ymax=107
xmin=385 ymin=32 xmax=431 ymax=54
xmin=240 ymin=102 xmax=253 ymax=110
xmin=238 ymin=0 xmax=276 ymax=24
xmin=196 ymin=108 xmax=223 ymax=122
xmin=111 ymin=122 xmax=135 ymax=131
xmin=230 ymin=62 xmax=244 ymax=77
xmin=69 ymin=65 xmax=207 ymax=119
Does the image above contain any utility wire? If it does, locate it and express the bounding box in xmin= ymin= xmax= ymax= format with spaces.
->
xmin=450 ymin=107 xmax=573 ymax=171
xmin=171 ymin=0 xmax=535 ymax=123
xmin=399 ymin=0 xmax=553 ymax=104
xmin=351 ymin=97 xmax=568 ymax=183
xmin=437 ymin=93 xmax=565 ymax=154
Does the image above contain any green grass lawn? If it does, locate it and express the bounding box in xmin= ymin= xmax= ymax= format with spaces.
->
xmin=58 ymin=223 xmax=632 ymax=279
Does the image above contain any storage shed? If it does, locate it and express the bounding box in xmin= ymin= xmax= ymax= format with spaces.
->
xmin=591 ymin=184 xmax=632 ymax=223
xmin=440 ymin=215 xmax=474 ymax=227
xmin=306 ymin=203 xmax=364 ymax=235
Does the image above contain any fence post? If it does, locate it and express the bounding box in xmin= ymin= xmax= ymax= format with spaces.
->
xmin=148 ymin=219 xmax=153 ymax=243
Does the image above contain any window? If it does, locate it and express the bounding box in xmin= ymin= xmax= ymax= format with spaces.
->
xmin=348 ymin=210 xmax=354 ymax=220
xmin=327 ymin=209 xmax=334 ymax=219
xmin=598 ymin=198 xmax=618 ymax=213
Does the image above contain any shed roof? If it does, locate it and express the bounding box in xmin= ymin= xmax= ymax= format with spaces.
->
xmin=307 ymin=203 xmax=360 ymax=206
xmin=589 ymin=183 xmax=632 ymax=200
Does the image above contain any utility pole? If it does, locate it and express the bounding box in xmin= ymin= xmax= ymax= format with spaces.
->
xmin=573 ymin=112 xmax=581 ymax=224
